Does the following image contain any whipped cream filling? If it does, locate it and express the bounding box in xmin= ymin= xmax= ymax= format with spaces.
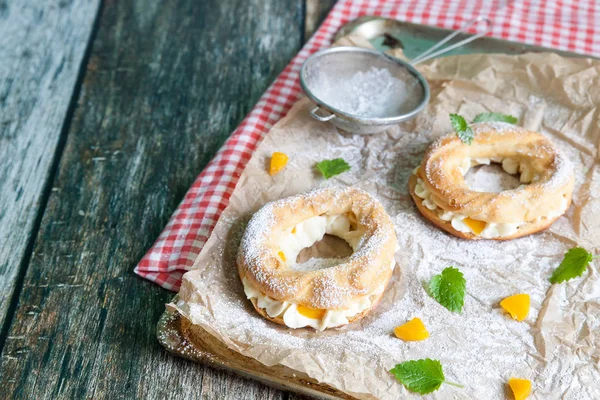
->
xmin=278 ymin=214 xmax=360 ymax=265
xmin=242 ymin=277 xmax=376 ymax=331
xmin=243 ymin=214 xmax=392 ymax=331
xmin=414 ymin=157 xmax=569 ymax=238
xmin=414 ymin=176 xmax=522 ymax=239
xmin=457 ymin=157 xmax=538 ymax=184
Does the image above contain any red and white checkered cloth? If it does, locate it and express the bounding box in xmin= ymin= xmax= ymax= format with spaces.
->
xmin=135 ymin=0 xmax=600 ymax=291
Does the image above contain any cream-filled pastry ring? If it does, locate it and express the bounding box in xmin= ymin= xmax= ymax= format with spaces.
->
xmin=409 ymin=122 xmax=574 ymax=240
xmin=237 ymin=187 xmax=397 ymax=330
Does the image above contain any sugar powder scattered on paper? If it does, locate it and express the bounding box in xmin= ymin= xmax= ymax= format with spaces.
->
xmin=465 ymin=164 xmax=521 ymax=192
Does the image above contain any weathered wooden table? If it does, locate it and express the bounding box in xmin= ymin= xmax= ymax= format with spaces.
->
xmin=0 ymin=0 xmax=335 ymax=398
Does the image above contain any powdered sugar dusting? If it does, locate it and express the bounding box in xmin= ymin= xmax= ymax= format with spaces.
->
xmin=543 ymin=149 xmax=574 ymax=189
xmin=422 ymin=123 xmax=574 ymax=218
xmin=472 ymin=121 xmax=520 ymax=135
xmin=238 ymin=187 xmax=395 ymax=309
xmin=308 ymin=66 xmax=421 ymax=118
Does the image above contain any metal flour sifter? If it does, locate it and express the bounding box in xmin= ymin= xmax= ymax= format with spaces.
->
xmin=300 ymin=17 xmax=491 ymax=134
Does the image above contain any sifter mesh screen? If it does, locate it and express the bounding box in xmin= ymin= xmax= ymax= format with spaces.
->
xmin=302 ymin=49 xmax=426 ymax=119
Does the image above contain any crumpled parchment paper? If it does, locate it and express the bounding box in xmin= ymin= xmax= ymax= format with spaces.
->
xmin=171 ymin=37 xmax=600 ymax=399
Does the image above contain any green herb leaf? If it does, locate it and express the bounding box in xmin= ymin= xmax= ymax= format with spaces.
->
xmin=390 ymin=359 xmax=462 ymax=394
xmin=429 ymin=267 xmax=466 ymax=313
xmin=315 ymin=158 xmax=351 ymax=179
xmin=450 ymin=114 xmax=474 ymax=145
xmin=549 ymin=247 xmax=594 ymax=284
xmin=472 ymin=112 xmax=518 ymax=124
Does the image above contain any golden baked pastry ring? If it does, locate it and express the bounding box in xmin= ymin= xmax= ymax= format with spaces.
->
xmin=237 ymin=187 xmax=397 ymax=329
xmin=409 ymin=122 xmax=574 ymax=240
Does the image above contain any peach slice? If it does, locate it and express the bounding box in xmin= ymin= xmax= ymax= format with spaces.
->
xmin=297 ymin=305 xmax=326 ymax=319
xmin=463 ymin=217 xmax=486 ymax=235
xmin=394 ymin=317 xmax=429 ymax=341
xmin=508 ymin=378 xmax=531 ymax=400
xmin=269 ymin=152 xmax=289 ymax=176
xmin=500 ymin=294 xmax=530 ymax=321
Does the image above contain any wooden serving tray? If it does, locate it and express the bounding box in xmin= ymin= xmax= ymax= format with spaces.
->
xmin=157 ymin=303 xmax=356 ymax=400
xmin=157 ymin=18 xmax=591 ymax=399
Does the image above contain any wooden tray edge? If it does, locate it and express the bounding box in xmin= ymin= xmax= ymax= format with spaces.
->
xmin=156 ymin=305 xmax=359 ymax=400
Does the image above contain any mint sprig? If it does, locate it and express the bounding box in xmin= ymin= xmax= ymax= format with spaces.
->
xmin=472 ymin=112 xmax=518 ymax=124
xmin=450 ymin=114 xmax=474 ymax=145
xmin=429 ymin=267 xmax=466 ymax=313
xmin=390 ymin=358 xmax=463 ymax=394
xmin=315 ymin=158 xmax=350 ymax=179
xmin=550 ymin=247 xmax=597 ymax=284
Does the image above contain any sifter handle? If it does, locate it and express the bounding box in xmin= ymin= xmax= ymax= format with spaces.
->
xmin=310 ymin=105 xmax=336 ymax=122
xmin=410 ymin=16 xmax=492 ymax=66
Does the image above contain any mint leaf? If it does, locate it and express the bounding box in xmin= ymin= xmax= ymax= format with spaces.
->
xmin=450 ymin=113 xmax=469 ymax=132
xmin=390 ymin=359 xmax=444 ymax=394
xmin=390 ymin=359 xmax=462 ymax=394
xmin=429 ymin=267 xmax=466 ymax=313
xmin=472 ymin=112 xmax=518 ymax=124
xmin=315 ymin=158 xmax=350 ymax=179
xmin=549 ymin=247 xmax=594 ymax=284
xmin=449 ymin=114 xmax=474 ymax=145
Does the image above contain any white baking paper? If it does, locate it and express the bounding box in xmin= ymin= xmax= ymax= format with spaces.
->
xmin=171 ymin=40 xmax=600 ymax=399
